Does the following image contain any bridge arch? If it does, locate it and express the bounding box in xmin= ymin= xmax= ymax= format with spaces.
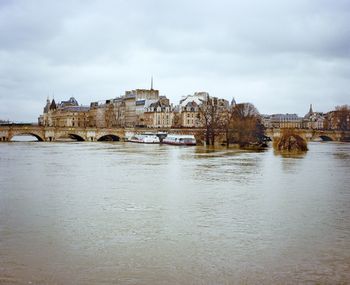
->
xmin=68 ymin=133 xmax=85 ymax=141
xmin=10 ymin=132 xmax=44 ymax=142
xmin=55 ymin=132 xmax=86 ymax=141
xmin=319 ymin=135 xmax=333 ymax=141
xmin=97 ymin=134 xmax=120 ymax=141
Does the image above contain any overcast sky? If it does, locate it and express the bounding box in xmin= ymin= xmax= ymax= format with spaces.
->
xmin=0 ymin=0 xmax=349 ymax=122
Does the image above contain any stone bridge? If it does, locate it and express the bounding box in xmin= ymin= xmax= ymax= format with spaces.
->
xmin=1 ymin=124 xmax=348 ymax=143
xmin=0 ymin=124 xmax=125 ymax=142
xmin=265 ymin=128 xmax=350 ymax=142
xmin=0 ymin=125 xmax=205 ymax=142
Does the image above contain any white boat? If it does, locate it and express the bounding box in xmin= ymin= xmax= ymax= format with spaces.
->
xmin=128 ymin=133 xmax=160 ymax=144
xmin=162 ymin=134 xmax=196 ymax=146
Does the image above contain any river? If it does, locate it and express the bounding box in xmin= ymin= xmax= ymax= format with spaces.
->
xmin=0 ymin=141 xmax=349 ymax=284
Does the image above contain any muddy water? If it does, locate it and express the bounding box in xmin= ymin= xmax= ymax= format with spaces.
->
xmin=0 ymin=142 xmax=349 ymax=284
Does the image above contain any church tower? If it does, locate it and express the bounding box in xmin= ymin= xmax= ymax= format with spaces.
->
xmin=309 ymin=104 xmax=313 ymax=114
xmin=50 ymin=99 xmax=57 ymax=111
xmin=43 ymin=97 xmax=50 ymax=113
xmin=231 ymin=97 xmax=236 ymax=107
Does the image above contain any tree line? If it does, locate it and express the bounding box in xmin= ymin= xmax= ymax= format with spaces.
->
xmin=198 ymin=97 xmax=266 ymax=147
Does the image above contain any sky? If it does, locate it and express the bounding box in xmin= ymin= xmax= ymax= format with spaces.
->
xmin=0 ymin=0 xmax=349 ymax=122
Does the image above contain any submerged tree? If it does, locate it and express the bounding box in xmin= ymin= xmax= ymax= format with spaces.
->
xmin=227 ymin=103 xmax=266 ymax=147
xmin=198 ymin=96 xmax=227 ymax=145
xmin=198 ymin=96 xmax=266 ymax=147
xmin=273 ymin=128 xmax=308 ymax=152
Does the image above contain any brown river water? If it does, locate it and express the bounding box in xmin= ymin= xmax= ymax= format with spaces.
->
xmin=0 ymin=141 xmax=350 ymax=284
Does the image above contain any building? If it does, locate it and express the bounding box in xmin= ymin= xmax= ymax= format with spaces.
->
xmin=179 ymin=94 xmax=229 ymax=128
xmin=123 ymin=93 xmax=137 ymax=127
xmin=270 ymin=113 xmax=302 ymax=129
xmin=39 ymin=83 xmax=162 ymax=129
xmin=126 ymin=88 xmax=159 ymax=101
xmin=302 ymin=104 xmax=325 ymax=129
xmin=38 ymin=88 xmax=247 ymax=130
xmin=88 ymin=98 xmax=125 ymax=128
xmin=181 ymin=101 xmax=201 ymax=128
xmin=179 ymin=92 xmax=209 ymax=108
xmin=0 ymin=119 xmax=11 ymax=125
xmin=261 ymin=115 xmax=272 ymax=128
xmin=143 ymin=97 xmax=174 ymax=128
xmin=124 ymin=85 xmax=160 ymax=127
xmin=39 ymin=97 xmax=90 ymax=127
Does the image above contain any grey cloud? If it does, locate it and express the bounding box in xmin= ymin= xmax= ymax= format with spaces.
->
xmin=0 ymin=0 xmax=349 ymax=121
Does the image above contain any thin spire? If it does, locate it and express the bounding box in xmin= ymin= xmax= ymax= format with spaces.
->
xmin=231 ymin=97 xmax=236 ymax=106
xmin=309 ymin=104 xmax=313 ymax=113
xmin=151 ymin=76 xmax=153 ymax=90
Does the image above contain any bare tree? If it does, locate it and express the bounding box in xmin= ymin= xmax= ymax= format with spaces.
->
xmin=198 ymin=98 xmax=266 ymax=147
xmin=228 ymin=103 xmax=265 ymax=147
xmin=198 ymin=97 xmax=226 ymax=145
xmin=334 ymin=105 xmax=350 ymax=131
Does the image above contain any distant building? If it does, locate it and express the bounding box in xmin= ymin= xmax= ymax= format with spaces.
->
xmin=302 ymin=104 xmax=325 ymax=129
xmin=88 ymin=98 xmax=125 ymax=128
xmin=38 ymin=87 xmax=275 ymax=131
xmin=58 ymin=97 xmax=79 ymax=108
xmin=39 ymin=81 xmax=166 ymax=129
xmin=124 ymin=85 xmax=160 ymax=127
xmin=0 ymin=119 xmax=10 ymax=125
xmin=179 ymin=92 xmax=209 ymax=107
xmin=125 ymin=88 xmax=159 ymax=101
xmin=181 ymin=101 xmax=201 ymax=128
xmin=179 ymin=94 xmax=229 ymax=128
xmin=261 ymin=115 xmax=272 ymax=128
xmin=270 ymin=113 xmax=302 ymax=128
xmin=230 ymin=97 xmax=237 ymax=107
xmin=143 ymin=97 xmax=174 ymax=128
xmin=39 ymin=97 xmax=89 ymax=127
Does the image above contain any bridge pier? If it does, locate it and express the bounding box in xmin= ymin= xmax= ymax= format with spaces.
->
xmin=87 ymin=131 xmax=97 ymax=142
xmin=44 ymin=130 xmax=55 ymax=142
xmin=0 ymin=130 xmax=9 ymax=141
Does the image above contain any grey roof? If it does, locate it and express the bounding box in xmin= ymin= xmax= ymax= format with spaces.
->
xmin=136 ymin=100 xmax=146 ymax=106
xmin=271 ymin=113 xmax=301 ymax=121
xmin=60 ymin=97 xmax=79 ymax=106
xmin=62 ymin=106 xmax=90 ymax=112
xmin=185 ymin=101 xmax=198 ymax=108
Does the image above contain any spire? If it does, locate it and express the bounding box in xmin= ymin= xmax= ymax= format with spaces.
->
xmin=231 ymin=97 xmax=236 ymax=107
xmin=309 ymin=104 xmax=313 ymax=114
xmin=50 ymin=98 xmax=57 ymax=110
xmin=44 ymin=96 xmax=51 ymax=113
xmin=151 ymin=76 xmax=153 ymax=90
